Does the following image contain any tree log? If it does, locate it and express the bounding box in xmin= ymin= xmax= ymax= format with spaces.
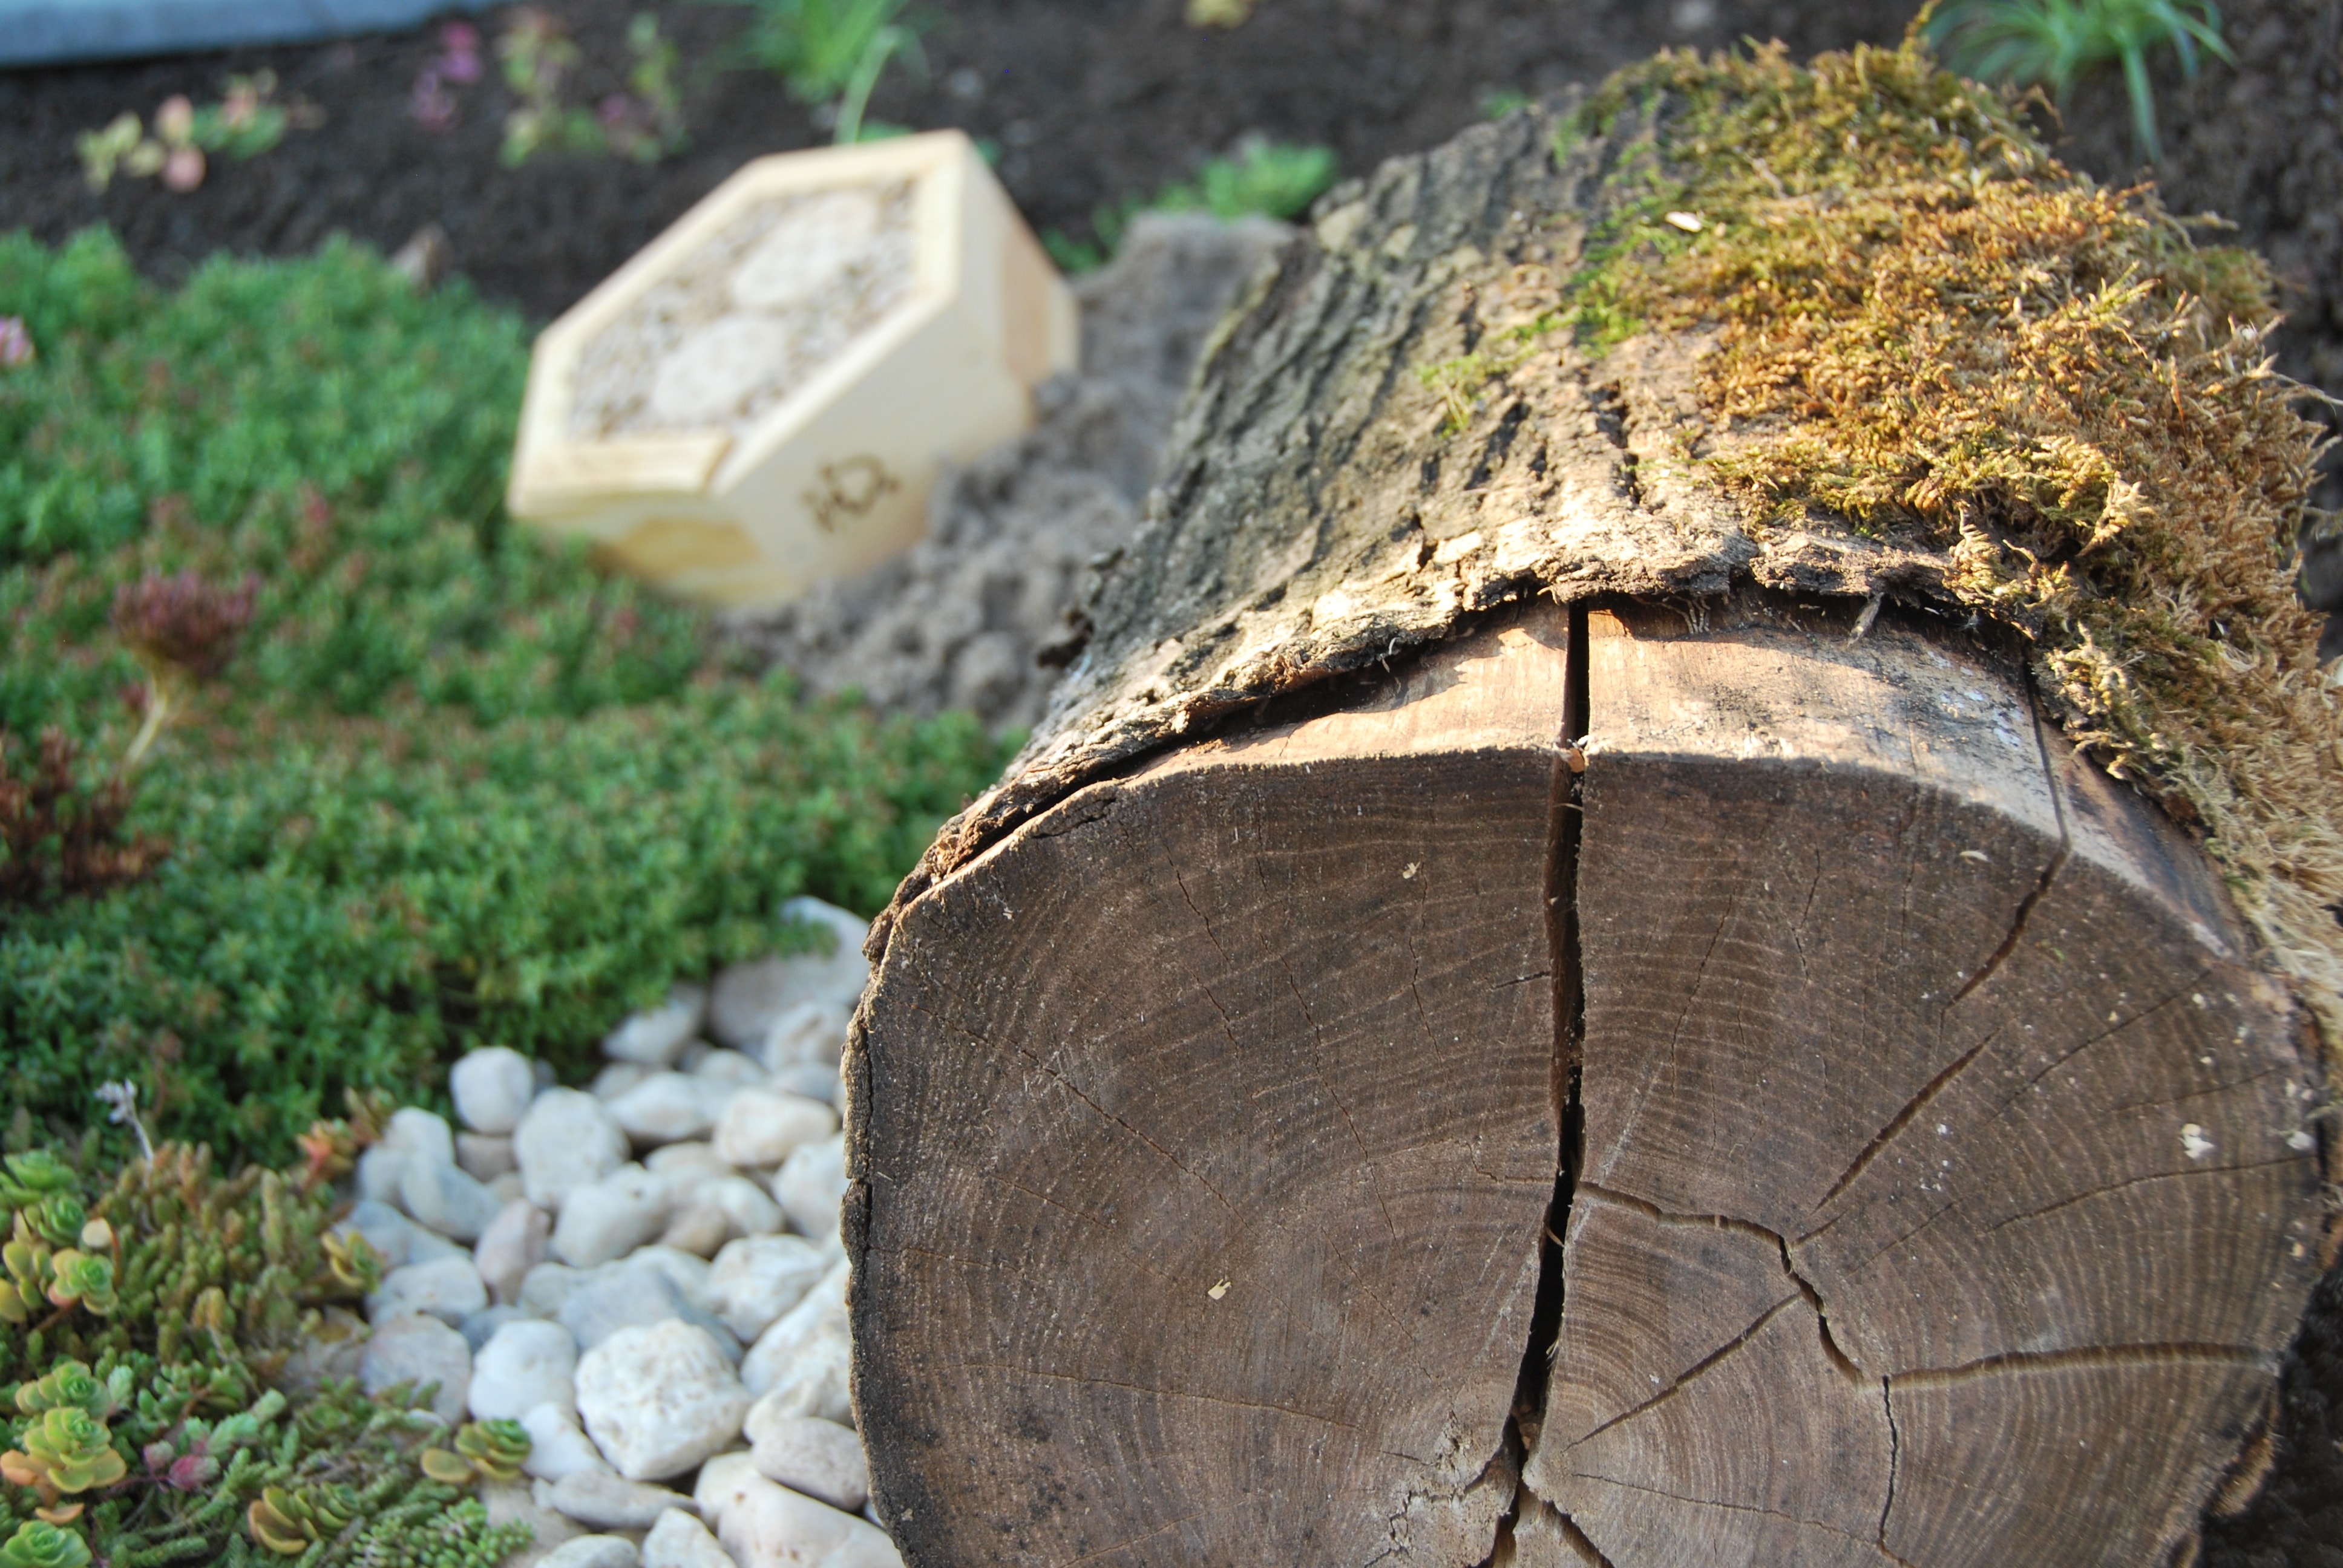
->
xmin=844 ymin=91 xmax=2337 ymax=1568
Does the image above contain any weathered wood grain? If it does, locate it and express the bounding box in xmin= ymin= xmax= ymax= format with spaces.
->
xmin=848 ymin=612 xmax=1573 ymax=1566
xmin=1520 ymin=600 xmax=2326 ymax=1568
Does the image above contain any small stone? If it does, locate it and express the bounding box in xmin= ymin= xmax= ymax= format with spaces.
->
xmin=660 ymin=1202 xmax=732 ymax=1258
xmin=701 ymin=1175 xmax=785 ymax=1241
xmin=626 ymin=1246 xmax=716 ymax=1307
xmin=690 ymin=1048 xmax=770 ymax=1088
xmin=383 ymin=1106 xmax=457 ymax=1166
xmin=713 ymin=1089 xmax=836 ymax=1171
xmin=277 ymin=1305 xmax=369 ymax=1398
xmin=756 ymin=1001 xmax=851 ymax=1071
xmin=750 ymin=1415 xmax=868 ymax=1511
xmin=519 ymin=1090 xmax=633 ymax=1214
xmin=549 ymin=1470 xmax=696 ymax=1529
xmin=459 ymin=1131 xmax=520 ymax=1180
xmin=695 ymin=1450 xmax=764 ymax=1526
xmin=339 ymin=1198 xmax=462 ymax=1270
xmin=476 ymin=1200 xmax=552 ymax=1305
xmin=643 ymin=1142 xmax=734 ymax=1199
xmin=611 ymin=1073 xmax=730 ymax=1149
xmin=361 ymin=1311 xmax=471 ymax=1423
xmin=603 ymin=984 xmax=709 ymax=1067
xmin=356 ymin=1144 xmax=409 ymax=1207
xmin=369 ymin=1256 xmax=488 ymax=1327
xmin=775 ymin=1135 xmax=847 ymax=1240
xmin=707 ymin=900 xmax=870 ymax=1049
xmin=490 ymin=1171 xmax=528 ymax=1204
xmin=559 ymin=1260 xmax=739 ymax=1362
xmin=707 ymin=1235 xmax=827 ymax=1342
xmin=480 ymin=1477 xmax=588 ymax=1568
xmin=460 ymin=1304 xmax=529 ymax=1352
xmin=594 ymin=1062 xmax=658 ymax=1102
xmin=536 ymin=1536 xmax=641 ymax=1568
xmin=471 ymin=1318 xmax=580 ymax=1422
xmin=643 ymin=1508 xmax=736 ymax=1568
xmin=741 ymin=1261 xmax=848 ymax=1416
xmin=575 ymin=1321 xmax=753 ymax=1481
xmin=719 ymin=1471 xmax=900 ymax=1568
xmin=401 ymin=1156 xmax=505 ymax=1242
xmin=520 ymin=1261 xmax=583 ymax=1320
xmin=768 ymin=1063 xmax=841 ymax=1108
xmin=453 ymin=1047 xmax=537 ymax=1134
xmin=551 ymin=1166 xmax=673 ymax=1268
xmin=522 ymin=1402 xmax=613 ymax=1482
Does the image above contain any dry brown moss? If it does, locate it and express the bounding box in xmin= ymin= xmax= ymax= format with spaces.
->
xmin=1571 ymin=37 xmax=2343 ymax=1067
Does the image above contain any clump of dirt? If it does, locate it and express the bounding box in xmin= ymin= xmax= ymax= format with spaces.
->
xmin=721 ymin=212 xmax=1293 ymax=733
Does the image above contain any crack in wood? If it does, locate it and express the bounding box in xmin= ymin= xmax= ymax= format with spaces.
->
xmin=1483 ymin=601 xmax=1591 ymax=1565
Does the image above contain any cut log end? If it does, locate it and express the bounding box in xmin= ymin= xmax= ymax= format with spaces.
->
xmin=847 ymin=595 xmax=2329 ymax=1568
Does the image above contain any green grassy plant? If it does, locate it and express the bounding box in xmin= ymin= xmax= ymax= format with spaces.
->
xmin=1043 ymin=139 xmax=1340 ymax=273
xmin=1926 ymin=0 xmax=2233 ymax=162
xmin=0 ymin=230 xmax=1014 ymax=1163
xmin=704 ymin=0 xmax=927 ymax=145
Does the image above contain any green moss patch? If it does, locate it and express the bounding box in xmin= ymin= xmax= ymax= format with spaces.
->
xmin=1542 ymin=37 xmax=2341 ymax=1059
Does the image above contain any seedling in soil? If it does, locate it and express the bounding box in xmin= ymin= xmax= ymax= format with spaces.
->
xmin=1187 ymin=0 xmax=1262 ymax=25
xmin=704 ymin=0 xmax=929 ymax=145
xmin=76 ymin=73 xmax=312 ymax=194
xmin=1927 ymin=0 xmax=2233 ymax=162
xmin=410 ymin=21 xmax=485 ymax=132
xmin=497 ymin=10 xmax=688 ymax=165
xmin=1043 ymin=137 xmax=1339 ymax=273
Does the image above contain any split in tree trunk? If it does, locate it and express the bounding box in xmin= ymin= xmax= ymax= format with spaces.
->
xmin=848 ymin=596 xmax=2327 ymax=1567
xmin=843 ymin=78 xmax=2338 ymax=1568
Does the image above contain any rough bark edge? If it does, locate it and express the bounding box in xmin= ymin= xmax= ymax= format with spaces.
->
xmin=868 ymin=97 xmax=1960 ymax=960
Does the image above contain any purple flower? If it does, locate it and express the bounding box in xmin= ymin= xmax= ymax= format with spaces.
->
xmin=438 ymin=21 xmax=483 ymax=82
xmin=410 ymin=68 xmax=457 ymax=132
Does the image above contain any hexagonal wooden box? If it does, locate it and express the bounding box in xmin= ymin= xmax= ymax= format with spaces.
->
xmin=508 ymin=131 xmax=1078 ymax=608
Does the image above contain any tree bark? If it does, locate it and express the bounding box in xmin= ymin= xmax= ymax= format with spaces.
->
xmin=844 ymin=97 xmax=2336 ymax=1568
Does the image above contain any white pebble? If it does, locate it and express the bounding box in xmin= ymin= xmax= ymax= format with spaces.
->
xmin=382 ymin=1106 xmax=456 ymax=1166
xmin=470 ymin=1318 xmax=580 ymax=1423
xmin=400 ymin=1157 xmax=505 ymax=1243
xmin=775 ymin=1135 xmax=848 ymax=1240
xmin=360 ymin=1312 xmax=471 ymax=1424
xmin=457 ymin=1132 xmax=519 ymax=1181
xmin=368 ymin=1256 xmax=488 ymax=1327
xmin=551 ymin=1166 xmax=673 ymax=1269
xmin=707 ymin=1235 xmax=828 ymax=1342
xmin=517 ymin=1090 xmax=631 ymax=1214
xmin=750 ymin=1414 xmax=868 ymax=1512
xmin=741 ymin=1261 xmax=850 ymax=1419
xmin=521 ymin=1402 xmax=613 ymax=1482
xmin=611 ymin=1073 xmax=732 ymax=1149
xmin=549 ymin=1469 xmax=696 ymax=1530
xmin=575 ymin=1321 xmax=753 ymax=1481
xmin=452 ymin=1048 xmax=537 ymax=1134
xmin=603 ymin=984 xmax=709 ymax=1067
xmin=757 ymin=1001 xmax=851 ymax=1072
xmin=692 ymin=1049 xmax=772 ymax=1088
xmin=719 ymin=1471 xmax=900 ymax=1568
xmin=715 ymin=1089 xmax=836 ymax=1171
xmin=536 ymin=1536 xmax=642 ymax=1568
xmin=642 ymin=1508 xmax=736 ymax=1568
xmin=474 ymin=1199 xmax=551 ymax=1306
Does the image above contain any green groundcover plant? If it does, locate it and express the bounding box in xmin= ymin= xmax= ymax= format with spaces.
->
xmin=0 ymin=230 xmax=1013 ymax=1165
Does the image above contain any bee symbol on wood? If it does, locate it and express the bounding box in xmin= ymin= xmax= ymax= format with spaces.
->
xmin=804 ymin=456 xmax=900 ymax=535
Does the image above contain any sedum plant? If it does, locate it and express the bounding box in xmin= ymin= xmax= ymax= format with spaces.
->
xmin=0 ymin=1135 xmax=530 ymax=1565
